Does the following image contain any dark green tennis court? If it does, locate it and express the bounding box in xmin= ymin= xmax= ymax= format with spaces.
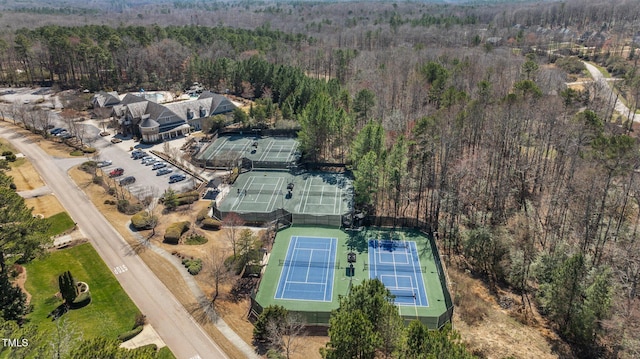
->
xmin=218 ymin=170 xmax=352 ymax=216
xmin=194 ymin=135 xmax=299 ymax=165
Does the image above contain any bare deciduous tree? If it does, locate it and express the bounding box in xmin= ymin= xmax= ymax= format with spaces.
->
xmin=206 ymin=249 xmax=231 ymax=304
xmin=222 ymin=212 xmax=245 ymax=257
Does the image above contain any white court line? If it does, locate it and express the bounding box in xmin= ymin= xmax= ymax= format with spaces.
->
xmin=259 ymin=140 xmax=274 ymax=162
xmin=231 ymin=176 xmax=256 ymax=211
xmin=323 ymin=238 xmax=336 ymax=301
xmin=285 ymin=142 xmax=297 ymax=162
xmin=304 ymin=249 xmax=314 ymax=282
xmin=209 ymin=136 xmax=229 ymax=158
xmin=301 ymin=177 xmax=313 ymax=213
xmin=409 ymin=245 xmax=424 ymax=306
xmin=277 ymin=236 xmax=299 ymax=299
xmin=267 ymin=177 xmax=284 ymax=212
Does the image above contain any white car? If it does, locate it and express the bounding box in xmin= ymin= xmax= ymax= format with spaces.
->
xmin=96 ymin=160 xmax=112 ymax=168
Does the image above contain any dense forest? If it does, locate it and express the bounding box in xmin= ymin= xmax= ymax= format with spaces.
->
xmin=2 ymin=0 xmax=640 ymax=358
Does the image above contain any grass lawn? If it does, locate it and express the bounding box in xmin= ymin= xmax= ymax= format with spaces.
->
xmin=24 ymin=243 xmax=140 ymax=339
xmin=44 ymin=211 xmax=76 ymax=237
xmin=158 ymin=347 xmax=177 ymax=359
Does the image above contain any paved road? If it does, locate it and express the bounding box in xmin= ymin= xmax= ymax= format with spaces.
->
xmin=582 ymin=61 xmax=638 ymax=123
xmin=0 ymin=126 xmax=229 ymax=359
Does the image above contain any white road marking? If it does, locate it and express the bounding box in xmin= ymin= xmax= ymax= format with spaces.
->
xmin=113 ymin=264 xmax=128 ymax=275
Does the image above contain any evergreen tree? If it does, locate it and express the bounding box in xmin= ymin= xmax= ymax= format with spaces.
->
xmin=58 ymin=271 xmax=78 ymax=306
xmin=0 ymin=270 xmax=27 ymax=321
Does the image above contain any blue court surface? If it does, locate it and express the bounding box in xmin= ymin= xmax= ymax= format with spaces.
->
xmin=274 ymin=236 xmax=338 ymax=301
xmin=368 ymin=240 xmax=429 ymax=306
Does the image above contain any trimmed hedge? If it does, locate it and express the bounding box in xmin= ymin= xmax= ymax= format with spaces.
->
xmin=83 ymin=147 xmax=96 ymax=153
xmin=118 ymin=325 xmax=144 ymax=342
xmin=196 ymin=208 xmax=210 ymax=222
xmin=163 ymin=221 xmax=190 ymax=244
xmin=201 ymin=218 xmax=221 ymax=230
xmin=176 ymin=191 xmax=199 ymax=206
xmin=131 ymin=211 xmax=157 ymax=230
xmin=185 ymin=234 xmax=208 ymax=245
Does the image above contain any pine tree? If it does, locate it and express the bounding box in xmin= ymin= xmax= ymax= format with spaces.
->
xmin=58 ymin=271 xmax=78 ymax=306
xmin=0 ymin=270 xmax=27 ymax=321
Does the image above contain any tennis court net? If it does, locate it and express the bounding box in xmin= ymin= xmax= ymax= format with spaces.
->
xmin=278 ymin=259 xmax=340 ymax=269
xmin=240 ymin=189 xmax=345 ymax=196
xmin=365 ymin=263 xmax=426 ymax=273
xmin=389 ymin=289 xmax=418 ymax=298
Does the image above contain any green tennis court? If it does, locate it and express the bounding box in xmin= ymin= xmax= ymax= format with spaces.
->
xmin=252 ymin=226 xmax=453 ymax=329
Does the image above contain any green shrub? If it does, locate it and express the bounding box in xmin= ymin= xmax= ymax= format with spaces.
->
xmin=79 ymin=161 xmax=97 ymax=173
xmin=83 ymin=147 xmax=96 ymax=153
xmin=182 ymin=258 xmax=203 ymax=275
xmin=4 ymin=154 xmax=16 ymax=162
xmin=117 ymin=325 xmax=144 ymax=342
xmin=137 ymin=344 xmax=158 ymax=352
xmin=185 ymin=234 xmax=208 ymax=245
xmin=163 ymin=221 xmax=190 ymax=244
xmin=117 ymin=200 xmax=142 ymax=215
xmin=1 ymin=150 xmax=12 ymax=156
xmin=196 ymin=208 xmax=210 ymax=222
xmin=131 ymin=211 xmax=156 ymax=230
xmin=92 ymin=176 xmax=103 ymax=185
xmin=201 ymin=218 xmax=221 ymax=230
xmin=70 ymin=150 xmax=84 ymax=156
xmin=134 ymin=313 xmax=147 ymax=328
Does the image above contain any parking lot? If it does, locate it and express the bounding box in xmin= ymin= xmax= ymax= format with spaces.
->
xmin=96 ymin=145 xmax=198 ymax=199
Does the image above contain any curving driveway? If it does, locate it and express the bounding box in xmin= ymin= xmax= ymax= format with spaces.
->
xmin=0 ymin=125 xmax=230 ymax=359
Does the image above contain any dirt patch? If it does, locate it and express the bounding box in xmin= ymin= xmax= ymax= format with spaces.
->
xmin=449 ymin=268 xmax=564 ymax=359
xmin=24 ymin=194 xmax=65 ymax=217
xmin=7 ymin=159 xmax=45 ymax=191
xmin=12 ymin=267 xmax=32 ymax=306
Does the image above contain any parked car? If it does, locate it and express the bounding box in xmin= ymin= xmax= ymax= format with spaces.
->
xmin=96 ymin=160 xmax=112 ymax=168
xmin=99 ymin=131 xmax=110 ymax=137
xmin=156 ymin=168 xmax=173 ymax=176
xmin=131 ymin=150 xmax=147 ymax=159
xmin=169 ymin=174 xmax=187 ymax=183
xmin=110 ymin=137 xmax=122 ymax=144
xmin=152 ymin=162 xmax=167 ymax=170
xmin=144 ymin=159 xmax=158 ymax=166
xmin=119 ymin=176 xmax=136 ymax=186
xmin=140 ymin=157 xmax=154 ymax=164
xmin=60 ymin=133 xmax=74 ymax=139
xmin=49 ymin=128 xmax=64 ymax=135
xmin=109 ymin=168 xmax=124 ymax=177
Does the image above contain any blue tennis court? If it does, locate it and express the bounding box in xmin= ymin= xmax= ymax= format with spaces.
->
xmin=367 ymin=240 xmax=429 ymax=306
xmin=274 ymin=236 xmax=338 ymax=301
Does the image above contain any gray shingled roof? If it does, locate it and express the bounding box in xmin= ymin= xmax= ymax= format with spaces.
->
xmin=140 ymin=118 xmax=160 ymax=128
